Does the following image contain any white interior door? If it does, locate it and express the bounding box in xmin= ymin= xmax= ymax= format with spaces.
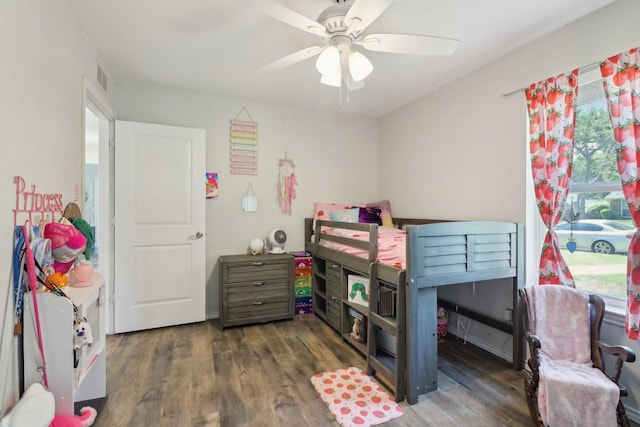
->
xmin=114 ymin=120 xmax=206 ymax=333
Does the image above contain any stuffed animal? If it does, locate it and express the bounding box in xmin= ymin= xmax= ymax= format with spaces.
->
xmin=49 ymin=407 xmax=96 ymax=427
xmin=73 ymin=317 xmax=93 ymax=351
xmin=0 ymin=384 xmax=96 ymax=427
xmin=0 ymin=382 xmax=55 ymax=427
xmin=44 ymin=221 xmax=87 ymax=274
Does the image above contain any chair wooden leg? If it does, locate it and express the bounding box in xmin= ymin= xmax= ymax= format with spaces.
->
xmin=523 ymin=370 xmax=543 ymax=426
xmin=617 ymin=400 xmax=630 ymax=427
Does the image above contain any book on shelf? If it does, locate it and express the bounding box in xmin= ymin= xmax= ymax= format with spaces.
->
xmin=378 ymin=284 xmax=396 ymax=317
xmin=347 ymin=274 xmax=370 ymax=307
xmin=378 ymin=328 xmax=397 ymax=357
xmin=347 ymin=307 xmax=367 ymax=344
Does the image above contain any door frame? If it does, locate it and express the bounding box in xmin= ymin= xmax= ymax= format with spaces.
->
xmin=83 ymin=77 xmax=116 ymax=334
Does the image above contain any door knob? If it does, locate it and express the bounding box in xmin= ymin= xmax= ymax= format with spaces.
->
xmin=189 ymin=231 xmax=204 ymax=239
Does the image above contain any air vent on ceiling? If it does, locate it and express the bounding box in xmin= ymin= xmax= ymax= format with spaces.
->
xmin=97 ymin=64 xmax=108 ymax=92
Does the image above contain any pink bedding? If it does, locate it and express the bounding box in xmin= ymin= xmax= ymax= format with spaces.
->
xmin=319 ymin=225 xmax=407 ymax=269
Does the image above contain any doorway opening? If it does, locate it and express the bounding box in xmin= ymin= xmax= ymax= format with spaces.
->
xmin=84 ymin=107 xmax=100 ymax=266
xmin=84 ymin=81 xmax=115 ymax=333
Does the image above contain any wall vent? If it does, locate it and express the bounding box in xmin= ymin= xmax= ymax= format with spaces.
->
xmin=97 ymin=64 xmax=108 ymax=92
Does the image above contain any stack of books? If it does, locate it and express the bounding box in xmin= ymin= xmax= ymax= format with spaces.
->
xmin=378 ymin=284 xmax=396 ymax=317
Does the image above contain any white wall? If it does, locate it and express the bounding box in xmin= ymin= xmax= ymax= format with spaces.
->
xmin=0 ymin=0 xmax=378 ymax=414
xmin=111 ymin=84 xmax=379 ymax=318
xmin=0 ymin=0 xmax=111 ymax=415
xmin=379 ymin=0 xmax=640 ymax=418
xmin=4 ymin=0 xmax=640 ymax=420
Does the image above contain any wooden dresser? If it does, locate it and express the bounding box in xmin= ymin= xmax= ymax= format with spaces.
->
xmin=219 ymin=253 xmax=294 ymax=329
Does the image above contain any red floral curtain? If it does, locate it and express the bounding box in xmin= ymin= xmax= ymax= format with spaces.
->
xmin=526 ymin=71 xmax=579 ymax=287
xmin=600 ymin=47 xmax=640 ymax=340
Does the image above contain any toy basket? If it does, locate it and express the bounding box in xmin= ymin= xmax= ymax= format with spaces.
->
xmin=437 ymin=318 xmax=448 ymax=337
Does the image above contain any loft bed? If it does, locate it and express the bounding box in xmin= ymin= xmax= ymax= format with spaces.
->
xmin=304 ymin=217 xmax=525 ymax=404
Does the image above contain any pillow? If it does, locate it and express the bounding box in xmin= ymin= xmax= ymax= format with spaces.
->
xmin=358 ymin=207 xmax=382 ymax=225
xmin=313 ymin=202 xmax=352 ymax=230
xmin=365 ymin=200 xmax=393 ymax=226
xmin=330 ymin=208 xmax=360 ymax=223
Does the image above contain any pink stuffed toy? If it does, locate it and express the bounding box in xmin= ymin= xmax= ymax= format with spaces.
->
xmin=50 ymin=407 xmax=97 ymax=427
xmin=0 ymin=384 xmax=96 ymax=427
xmin=44 ymin=222 xmax=87 ymax=274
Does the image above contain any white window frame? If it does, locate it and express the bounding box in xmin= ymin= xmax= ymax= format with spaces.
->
xmin=525 ymin=67 xmax=627 ymax=324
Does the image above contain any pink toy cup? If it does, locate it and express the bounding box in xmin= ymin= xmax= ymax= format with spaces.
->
xmin=70 ymin=263 xmax=94 ymax=288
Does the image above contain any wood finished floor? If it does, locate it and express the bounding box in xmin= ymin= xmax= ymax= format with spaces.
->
xmin=95 ymin=315 xmax=536 ymax=427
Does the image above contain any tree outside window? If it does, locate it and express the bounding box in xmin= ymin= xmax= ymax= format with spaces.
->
xmin=559 ymin=75 xmax=629 ymax=299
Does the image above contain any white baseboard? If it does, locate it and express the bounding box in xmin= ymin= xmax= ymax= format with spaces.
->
xmin=446 ymin=322 xmax=513 ymax=363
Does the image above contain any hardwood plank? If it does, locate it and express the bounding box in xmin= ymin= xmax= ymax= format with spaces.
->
xmin=93 ymin=315 xmax=637 ymax=427
xmin=100 ymin=328 xmax=159 ymax=425
xmin=160 ymin=326 xmax=193 ymax=426
xmin=189 ymin=322 xmax=218 ymax=422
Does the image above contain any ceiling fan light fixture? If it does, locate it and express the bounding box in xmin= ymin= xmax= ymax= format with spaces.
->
xmin=315 ymin=45 xmax=340 ymax=75
xmin=258 ymin=0 xmax=459 ymax=91
xmin=348 ymin=50 xmax=373 ymax=82
xmin=320 ymin=70 xmax=342 ymax=87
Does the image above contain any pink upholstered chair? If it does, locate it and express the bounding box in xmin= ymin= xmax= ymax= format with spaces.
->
xmin=520 ymin=285 xmax=636 ymax=427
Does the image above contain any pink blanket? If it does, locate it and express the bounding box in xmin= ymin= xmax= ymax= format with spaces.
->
xmin=527 ymin=285 xmax=619 ymax=427
xmin=319 ymin=226 xmax=406 ymax=269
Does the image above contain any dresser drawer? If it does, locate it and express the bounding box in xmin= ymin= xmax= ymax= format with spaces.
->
xmin=327 ymin=295 xmax=341 ymax=317
xmin=219 ymin=254 xmax=294 ymax=329
xmin=326 ymin=296 xmax=341 ymax=330
xmin=327 ymin=262 xmax=341 ymax=275
xmin=225 ymin=280 xmax=290 ymax=302
xmin=224 ymin=262 xmax=290 ymax=283
xmin=225 ymin=294 xmax=292 ymax=325
xmin=327 ymin=263 xmax=341 ymax=296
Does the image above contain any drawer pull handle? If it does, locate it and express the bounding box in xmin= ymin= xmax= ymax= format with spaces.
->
xmin=253 ymin=301 xmax=265 ymax=306
xmin=252 ymin=262 xmax=265 ymax=266
xmin=253 ymin=281 xmax=266 ymax=286
xmin=330 ymin=264 xmax=339 ymax=269
xmin=330 ymin=295 xmax=338 ymax=301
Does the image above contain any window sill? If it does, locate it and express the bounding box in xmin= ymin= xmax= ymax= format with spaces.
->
xmin=602 ymin=295 xmax=626 ymax=326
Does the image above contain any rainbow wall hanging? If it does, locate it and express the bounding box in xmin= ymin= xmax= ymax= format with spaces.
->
xmin=229 ymin=107 xmax=258 ymax=176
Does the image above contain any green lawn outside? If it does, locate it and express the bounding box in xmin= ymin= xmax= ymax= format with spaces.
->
xmin=561 ymin=250 xmax=627 ymax=266
xmin=560 ymin=249 xmax=627 ymax=298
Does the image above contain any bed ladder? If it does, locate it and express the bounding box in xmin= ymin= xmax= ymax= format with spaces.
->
xmin=366 ymin=261 xmax=406 ymax=402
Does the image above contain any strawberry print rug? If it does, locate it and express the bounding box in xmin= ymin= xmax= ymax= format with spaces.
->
xmin=310 ymin=367 xmax=403 ymax=427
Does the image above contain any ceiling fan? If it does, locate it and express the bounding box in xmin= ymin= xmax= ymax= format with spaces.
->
xmin=256 ymin=0 xmax=459 ymax=90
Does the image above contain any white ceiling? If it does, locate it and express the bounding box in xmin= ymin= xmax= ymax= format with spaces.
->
xmin=64 ymin=0 xmax=616 ymax=118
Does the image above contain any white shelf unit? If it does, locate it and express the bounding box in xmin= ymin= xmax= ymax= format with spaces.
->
xmin=23 ymin=272 xmax=107 ymax=416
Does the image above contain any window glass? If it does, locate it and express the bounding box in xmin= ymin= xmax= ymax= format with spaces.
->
xmin=557 ymin=69 xmax=628 ymax=300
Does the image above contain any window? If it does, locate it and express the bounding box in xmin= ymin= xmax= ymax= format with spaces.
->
xmin=527 ymin=67 xmax=628 ymax=306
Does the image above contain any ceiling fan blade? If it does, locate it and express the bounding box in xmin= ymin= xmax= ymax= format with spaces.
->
xmin=358 ymin=33 xmax=459 ymax=55
xmin=344 ymin=0 xmax=394 ymax=31
xmin=258 ymin=1 xmax=327 ymax=37
xmin=255 ymin=46 xmax=324 ymax=73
